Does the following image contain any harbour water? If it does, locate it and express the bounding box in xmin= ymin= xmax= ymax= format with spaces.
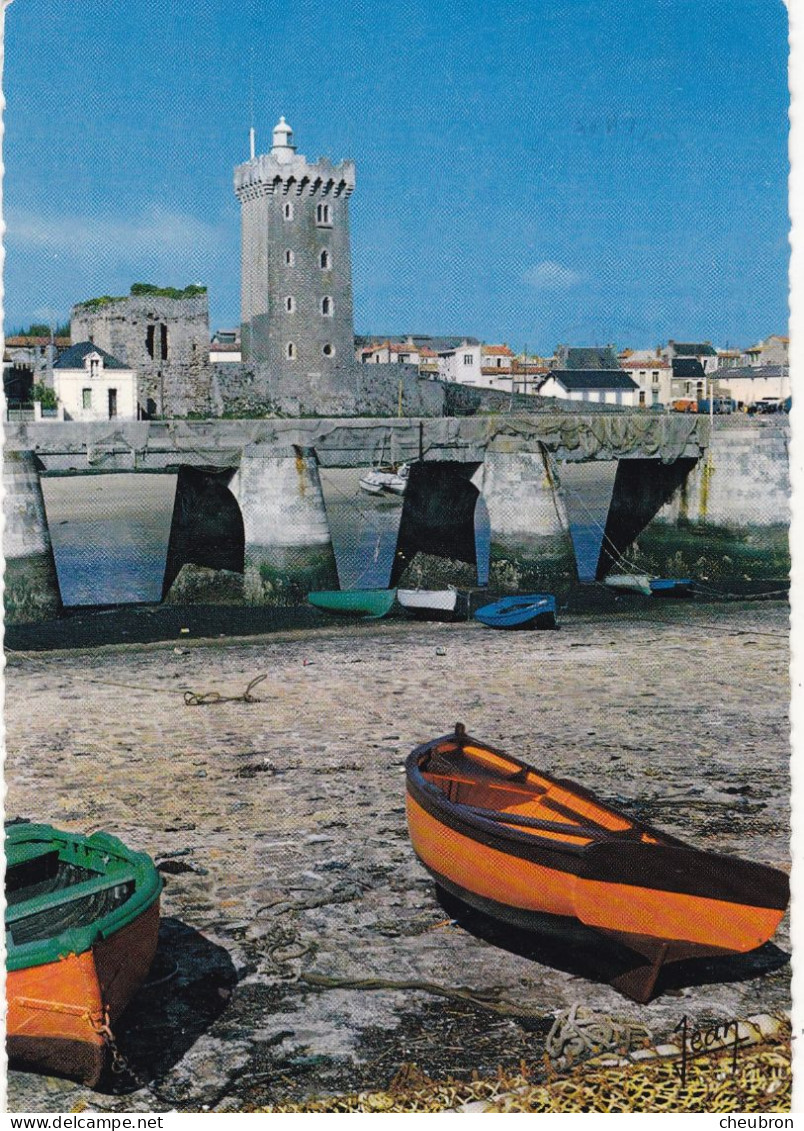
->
xmin=41 ymin=471 xmax=412 ymax=606
xmin=40 ymin=468 xmax=600 ymax=608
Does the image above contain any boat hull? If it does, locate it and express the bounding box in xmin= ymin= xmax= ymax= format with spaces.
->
xmin=649 ymin=578 xmax=695 ymax=597
xmin=7 ymin=899 xmax=160 ymax=1086
xmin=308 ymin=589 xmax=397 ymax=618
xmin=405 ymin=729 xmax=788 ymax=1001
xmin=475 ymin=594 xmax=557 ymax=630
xmin=397 ymin=589 xmax=467 ymax=621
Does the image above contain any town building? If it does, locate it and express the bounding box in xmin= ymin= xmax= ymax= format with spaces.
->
xmin=210 ymin=329 xmax=242 ymax=363
xmin=670 ymin=357 xmax=707 ymax=401
xmin=709 ymin=365 xmax=790 ymax=408
xmin=358 ymin=339 xmax=421 ymax=366
xmin=52 ymin=342 xmax=137 ymax=421
xmin=662 ymin=340 xmax=719 ymax=374
xmin=436 ymin=340 xmax=483 ymax=386
xmin=742 ymin=335 xmax=789 ymax=368
xmin=3 ymin=335 xmax=69 ymax=408
xmin=554 ymin=345 xmax=620 ymax=370
xmin=234 ymin=117 xmax=356 ymax=376
xmin=619 ymin=355 xmax=673 ymax=408
xmin=716 ymin=348 xmax=743 ymax=370
xmin=539 ymin=369 xmax=639 ymax=406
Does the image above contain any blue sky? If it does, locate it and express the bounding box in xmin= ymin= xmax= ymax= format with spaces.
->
xmin=2 ymin=0 xmax=790 ymax=352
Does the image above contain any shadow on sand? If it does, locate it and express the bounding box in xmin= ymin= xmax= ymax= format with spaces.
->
xmin=436 ymin=886 xmax=789 ymax=1003
xmin=100 ymin=917 xmax=237 ymax=1094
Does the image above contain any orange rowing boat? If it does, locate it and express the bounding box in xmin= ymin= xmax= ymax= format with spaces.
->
xmin=405 ymin=725 xmax=789 ymax=1002
xmin=6 ymin=823 xmax=163 ymax=1085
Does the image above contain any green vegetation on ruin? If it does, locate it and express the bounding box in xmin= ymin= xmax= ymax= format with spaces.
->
xmin=77 ymin=283 xmax=208 ymax=309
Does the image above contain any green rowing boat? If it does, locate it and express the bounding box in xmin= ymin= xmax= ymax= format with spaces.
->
xmin=308 ymin=589 xmax=397 ymax=618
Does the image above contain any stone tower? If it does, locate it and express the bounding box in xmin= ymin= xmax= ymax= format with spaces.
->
xmin=234 ymin=117 xmax=356 ymax=372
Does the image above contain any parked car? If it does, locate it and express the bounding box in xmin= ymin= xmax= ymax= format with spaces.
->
xmin=697 ymin=397 xmax=735 ymax=414
xmin=671 ymin=398 xmax=698 ymax=413
xmin=748 ymin=397 xmax=785 ymax=415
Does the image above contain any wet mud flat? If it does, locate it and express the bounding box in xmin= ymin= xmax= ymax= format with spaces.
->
xmin=4 ymin=601 xmax=791 ymax=1112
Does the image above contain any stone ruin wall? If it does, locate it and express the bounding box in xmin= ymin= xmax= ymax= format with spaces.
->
xmin=70 ymin=294 xmax=215 ymax=418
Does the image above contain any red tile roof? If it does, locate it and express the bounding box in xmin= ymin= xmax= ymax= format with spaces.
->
xmin=482 ymin=344 xmax=514 ymax=356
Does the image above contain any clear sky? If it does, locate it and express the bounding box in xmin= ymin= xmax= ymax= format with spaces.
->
xmin=2 ymin=0 xmax=790 ymax=353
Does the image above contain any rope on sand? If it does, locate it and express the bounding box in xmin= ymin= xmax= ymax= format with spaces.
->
xmin=301 ymin=972 xmax=552 ymax=1021
xmin=184 ymin=673 xmax=268 ymax=707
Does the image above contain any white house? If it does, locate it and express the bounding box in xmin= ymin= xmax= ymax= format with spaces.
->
xmin=539 ymin=369 xmax=639 ymax=407
xmin=210 ymin=329 xmax=242 ymax=363
xmin=437 ymin=340 xmax=483 ymax=385
xmin=52 ymin=341 xmax=138 ymax=421
xmin=619 ymin=356 xmax=672 ymax=408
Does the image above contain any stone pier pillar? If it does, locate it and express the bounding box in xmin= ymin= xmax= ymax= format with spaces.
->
xmin=3 ymin=452 xmax=62 ymax=622
xmin=471 ymin=447 xmax=576 ymax=594
xmin=230 ymin=446 xmax=339 ymax=604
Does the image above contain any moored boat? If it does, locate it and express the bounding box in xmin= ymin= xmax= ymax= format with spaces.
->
xmin=405 ymin=725 xmax=789 ymax=1002
xmin=308 ymin=589 xmax=397 ymax=619
xmin=603 ymin=574 xmax=653 ymax=596
xmin=6 ymin=822 xmax=163 ymax=1085
xmin=358 ymin=465 xmax=408 ymax=497
xmin=649 ymin=577 xmax=695 ymax=597
xmin=475 ymin=594 xmax=557 ymax=630
xmin=397 ymin=587 xmax=468 ymax=621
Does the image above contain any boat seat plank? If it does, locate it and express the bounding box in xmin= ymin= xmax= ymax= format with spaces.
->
xmin=426 ymin=751 xmax=548 ymax=792
xmin=464 ymin=804 xmax=599 ymax=841
xmin=464 ymin=803 xmax=646 ymax=843
xmin=6 ymin=871 xmax=137 ymax=925
xmin=539 ymin=793 xmax=636 ymax=835
xmin=424 ymin=770 xmax=548 ymax=801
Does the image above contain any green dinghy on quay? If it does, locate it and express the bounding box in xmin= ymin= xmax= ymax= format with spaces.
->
xmin=308 ymin=589 xmax=397 ymax=619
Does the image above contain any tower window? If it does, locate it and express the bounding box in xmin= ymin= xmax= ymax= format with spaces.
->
xmin=319 ymin=249 xmax=330 ymax=269
xmin=322 ymin=344 xmax=334 ymax=357
xmin=285 ymin=249 xmax=295 ymax=266
xmin=286 ymin=342 xmax=296 ymax=359
xmin=285 ymin=296 xmax=296 ymax=313
xmin=283 ymin=202 xmax=294 ymax=221
xmin=321 ymin=296 xmax=333 ymax=316
xmin=316 ymin=202 xmax=331 ymax=225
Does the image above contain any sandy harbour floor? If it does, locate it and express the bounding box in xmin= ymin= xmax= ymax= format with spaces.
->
xmin=4 ymin=600 xmax=791 ymax=1112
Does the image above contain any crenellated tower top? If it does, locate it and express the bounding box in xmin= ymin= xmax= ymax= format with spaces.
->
xmin=234 ymin=118 xmax=355 ymax=201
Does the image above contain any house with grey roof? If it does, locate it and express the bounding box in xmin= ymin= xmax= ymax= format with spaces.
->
xmin=554 ymin=345 xmax=620 ymax=370
xmin=539 ymin=369 xmax=639 ymax=407
xmin=663 ymin=340 xmax=719 ymax=374
xmin=53 ymin=341 xmax=138 ymax=421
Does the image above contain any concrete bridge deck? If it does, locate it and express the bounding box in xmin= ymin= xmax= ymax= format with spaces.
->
xmin=4 ymin=413 xmax=709 ymax=473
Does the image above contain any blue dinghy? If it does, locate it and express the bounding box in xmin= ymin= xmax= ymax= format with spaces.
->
xmin=475 ymin=594 xmax=557 ymax=630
